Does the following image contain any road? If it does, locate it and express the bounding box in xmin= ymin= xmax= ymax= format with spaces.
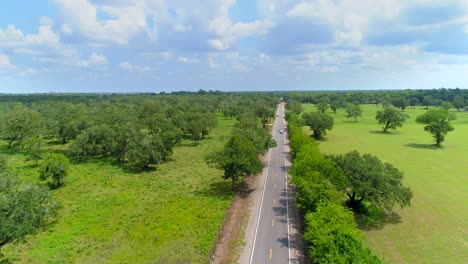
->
xmin=240 ymin=103 xmax=305 ymax=264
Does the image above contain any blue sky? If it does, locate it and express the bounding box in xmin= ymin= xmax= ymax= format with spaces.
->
xmin=1 ymin=0 xmax=468 ymax=93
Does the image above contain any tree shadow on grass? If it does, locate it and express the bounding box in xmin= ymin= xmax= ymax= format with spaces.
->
xmin=404 ymin=143 xmax=442 ymax=150
xmin=356 ymin=210 xmax=402 ymax=231
xmin=369 ymin=130 xmax=401 ymax=135
xmin=194 ymin=180 xmax=236 ymax=201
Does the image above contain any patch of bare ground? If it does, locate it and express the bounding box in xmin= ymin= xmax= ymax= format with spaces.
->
xmin=209 ymin=175 xmax=256 ymax=264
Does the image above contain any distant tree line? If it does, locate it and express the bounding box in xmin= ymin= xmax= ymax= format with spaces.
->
xmin=284 ymin=88 xmax=468 ymax=111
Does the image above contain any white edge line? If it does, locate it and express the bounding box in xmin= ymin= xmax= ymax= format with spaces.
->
xmin=249 ymin=108 xmax=277 ymax=264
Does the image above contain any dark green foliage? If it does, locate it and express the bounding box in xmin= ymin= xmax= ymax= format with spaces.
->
xmin=255 ymin=104 xmax=275 ymax=128
xmin=39 ymin=153 xmax=70 ymax=189
xmin=0 ymin=104 xmax=42 ymax=149
xmin=440 ymin=101 xmax=453 ymax=110
xmin=345 ymin=104 xmax=363 ymax=122
xmin=415 ymin=108 xmax=456 ymax=146
xmin=127 ymin=133 xmax=164 ymax=170
xmin=452 ymin=96 xmax=465 ymax=110
xmin=375 ymin=106 xmax=409 ymax=133
xmin=207 ymin=134 xmax=263 ymax=190
xmin=0 ymin=164 xmax=60 ymax=248
xmin=392 ymin=97 xmax=409 ymax=111
xmin=287 ymin=100 xmax=303 ymax=114
xmin=304 ymin=203 xmax=382 ymax=264
xmin=330 ymin=151 xmax=413 ymax=212
xmin=315 ymin=102 xmax=329 ymax=113
xmin=24 ymin=137 xmax=43 ymax=165
xmin=302 ymin=112 xmax=334 ymax=139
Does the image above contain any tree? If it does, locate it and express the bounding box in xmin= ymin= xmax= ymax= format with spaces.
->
xmin=441 ymin=101 xmax=453 ymax=110
xmin=0 ymin=105 xmax=42 ymax=149
xmin=330 ymin=151 xmax=413 ymax=213
xmin=127 ymin=133 xmax=164 ymax=170
xmin=415 ymin=108 xmax=456 ymax=146
xmin=316 ymin=102 xmax=329 ymax=113
xmin=392 ymin=97 xmax=409 ymax=111
xmin=302 ymin=112 xmax=334 ymax=140
xmin=452 ymin=96 xmax=466 ymax=110
xmin=0 ymin=166 xmax=60 ymax=250
xmin=375 ymin=106 xmax=409 ymax=133
xmin=345 ymin=104 xmax=363 ymax=122
xmin=329 ymin=99 xmax=344 ymax=113
xmin=287 ymin=100 xmax=303 ymax=114
xmin=304 ymin=203 xmax=382 ymax=263
xmin=39 ymin=153 xmax=70 ymax=189
xmin=207 ymin=134 xmax=263 ymax=190
xmin=422 ymin=95 xmax=435 ymax=108
xmin=24 ymin=137 xmax=43 ymax=166
xmin=255 ymin=104 xmax=275 ymax=128
xmin=409 ymin=97 xmax=419 ymax=108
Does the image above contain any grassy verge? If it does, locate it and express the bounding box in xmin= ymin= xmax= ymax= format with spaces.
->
xmin=3 ymin=115 xmax=236 ymax=264
xmin=302 ymin=104 xmax=468 ymax=263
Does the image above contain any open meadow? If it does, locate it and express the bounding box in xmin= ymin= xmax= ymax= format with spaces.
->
xmin=2 ymin=115 xmax=236 ymax=263
xmin=302 ymin=104 xmax=468 ymax=263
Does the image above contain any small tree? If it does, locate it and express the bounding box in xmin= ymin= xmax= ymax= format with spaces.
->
xmin=255 ymin=105 xmax=275 ymax=128
xmin=316 ymin=102 xmax=329 ymax=113
xmin=287 ymin=100 xmax=303 ymax=114
xmin=24 ymin=137 xmax=43 ymax=166
xmin=302 ymin=112 xmax=334 ymax=140
xmin=1 ymin=168 xmax=60 ymax=250
xmin=409 ymin=97 xmax=419 ymax=108
xmin=330 ymin=151 xmax=413 ymax=213
xmin=345 ymin=104 xmax=363 ymax=122
xmin=441 ymin=101 xmax=453 ymax=110
xmin=207 ymin=134 xmax=263 ymax=190
xmin=415 ymin=108 xmax=456 ymax=146
xmin=39 ymin=153 xmax=69 ymax=189
xmin=375 ymin=106 xmax=408 ymax=133
xmin=452 ymin=96 xmax=465 ymax=111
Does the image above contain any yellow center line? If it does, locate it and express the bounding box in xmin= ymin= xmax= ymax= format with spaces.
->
xmin=274 ymin=184 xmax=276 ymax=189
xmin=273 ymin=199 xmax=276 ymax=205
xmin=272 ymin=219 xmax=275 ymax=226
xmin=270 ymin=248 xmax=272 ymax=259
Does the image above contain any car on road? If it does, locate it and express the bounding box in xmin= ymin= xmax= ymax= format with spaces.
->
xmin=279 ymin=129 xmax=283 ymax=134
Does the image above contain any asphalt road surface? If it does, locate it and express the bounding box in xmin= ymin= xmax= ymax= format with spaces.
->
xmin=248 ymin=103 xmax=293 ymax=263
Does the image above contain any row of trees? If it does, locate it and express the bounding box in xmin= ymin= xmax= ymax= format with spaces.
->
xmin=290 ymin=100 xmax=457 ymax=146
xmin=286 ymin=112 xmax=413 ymax=262
xmin=284 ymin=88 xmax=468 ymax=110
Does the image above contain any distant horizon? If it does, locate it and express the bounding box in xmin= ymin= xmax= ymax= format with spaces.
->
xmin=1 ymin=1 xmax=468 ymax=93
xmin=1 ymin=87 xmax=467 ymax=96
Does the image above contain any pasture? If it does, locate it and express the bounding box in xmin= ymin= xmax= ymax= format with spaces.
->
xmin=302 ymin=104 xmax=468 ymax=263
xmin=2 ymin=115 xmax=236 ymax=263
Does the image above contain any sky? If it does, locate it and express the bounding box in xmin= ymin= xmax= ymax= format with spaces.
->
xmin=1 ymin=0 xmax=468 ymax=93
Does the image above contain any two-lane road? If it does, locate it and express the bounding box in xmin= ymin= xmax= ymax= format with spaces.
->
xmin=249 ymin=103 xmax=291 ymax=263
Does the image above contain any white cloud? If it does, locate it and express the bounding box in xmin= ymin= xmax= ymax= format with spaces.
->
xmin=178 ymin=57 xmax=200 ymax=64
xmin=119 ymin=61 xmax=150 ymax=71
xmin=0 ymin=54 xmax=18 ymax=73
xmin=0 ymin=24 xmax=60 ymax=50
xmin=172 ymin=24 xmax=192 ymax=32
xmin=54 ymin=0 xmax=148 ymax=45
xmin=60 ymin=24 xmax=73 ymax=35
xmin=79 ymin=53 xmax=108 ymax=67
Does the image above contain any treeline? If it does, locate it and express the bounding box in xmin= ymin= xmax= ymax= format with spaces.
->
xmin=0 ymin=93 xmax=278 ymax=170
xmin=287 ymin=113 xmax=383 ymax=263
xmin=285 ymin=88 xmax=468 ymax=110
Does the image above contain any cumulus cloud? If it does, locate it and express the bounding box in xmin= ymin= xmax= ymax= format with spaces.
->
xmin=78 ymin=53 xmax=108 ymax=67
xmin=178 ymin=57 xmax=200 ymax=64
xmin=119 ymin=61 xmax=150 ymax=71
xmin=0 ymin=54 xmax=18 ymax=73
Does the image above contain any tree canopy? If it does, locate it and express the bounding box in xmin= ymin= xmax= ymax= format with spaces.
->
xmin=330 ymin=151 xmax=413 ymax=213
xmin=207 ymin=133 xmax=263 ymax=190
xmin=415 ymin=108 xmax=456 ymax=146
xmin=375 ymin=106 xmax=409 ymax=133
xmin=0 ymin=161 xmax=60 ymax=249
xmin=39 ymin=153 xmax=70 ymax=189
xmin=302 ymin=112 xmax=334 ymax=140
xmin=345 ymin=104 xmax=363 ymax=122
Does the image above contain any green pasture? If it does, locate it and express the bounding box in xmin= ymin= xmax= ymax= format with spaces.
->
xmin=302 ymin=104 xmax=468 ymax=263
xmin=2 ymin=115 xmax=236 ymax=264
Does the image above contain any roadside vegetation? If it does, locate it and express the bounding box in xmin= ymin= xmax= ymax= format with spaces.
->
xmin=297 ymin=91 xmax=467 ymax=263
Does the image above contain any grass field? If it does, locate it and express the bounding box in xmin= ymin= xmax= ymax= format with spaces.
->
xmin=302 ymin=104 xmax=468 ymax=263
xmin=2 ymin=115 xmax=236 ymax=264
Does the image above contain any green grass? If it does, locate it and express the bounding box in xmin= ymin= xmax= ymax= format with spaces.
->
xmin=302 ymin=104 xmax=468 ymax=263
xmin=2 ymin=115 xmax=236 ymax=264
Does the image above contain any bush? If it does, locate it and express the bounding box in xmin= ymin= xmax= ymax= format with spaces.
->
xmin=39 ymin=153 xmax=69 ymax=189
